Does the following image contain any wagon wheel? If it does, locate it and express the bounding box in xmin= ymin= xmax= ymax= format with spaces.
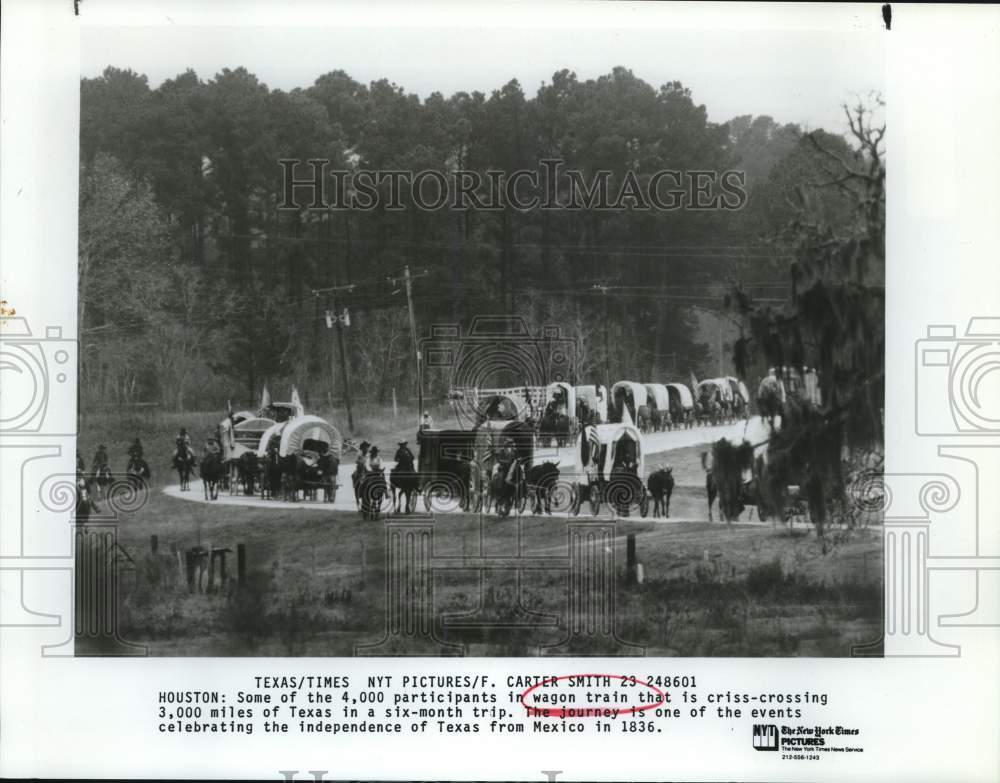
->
xmin=515 ymin=486 xmax=528 ymax=515
xmin=589 ymin=484 xmax=601 ymax=516
xmin=570 ymin=485 xmax=582 ymax=516
xmin=639 ymin=488 xmax=650 ymax=518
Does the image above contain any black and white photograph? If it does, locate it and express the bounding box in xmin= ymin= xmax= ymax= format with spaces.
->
xmin=73 ymin=13 xmax=886 ymax=658
xmin=7 ymin=3 xmax=1000 ymax=781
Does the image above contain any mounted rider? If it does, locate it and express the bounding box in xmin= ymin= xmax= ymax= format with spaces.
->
xmin=394 ymin=440 xmax=415 ymax=471
xmin=203 ymin=436 xmax=221 ymax=460
xmin=91 ymin=444 xmax=109 ymax=475
xmin=127 ymin=438 xmax=144 ymax=462
xmin=354 ymin=440 xmax=371 ymax=473
xmin=174 ymin=428 xmax=194 ymax=463
xmin=368 ymin=446 xmax=383 ymax=473
xmin=494 ymin=437 xmax=519 ymax=486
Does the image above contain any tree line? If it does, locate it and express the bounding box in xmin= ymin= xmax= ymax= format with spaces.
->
xmin=78 ymin=64 xmax=865 ymax=413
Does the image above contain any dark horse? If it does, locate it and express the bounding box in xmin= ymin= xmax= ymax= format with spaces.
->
xmin=390 ymin=446 xmax=418 ymax=513
xmin=359 ymin=467 xmax=389 ymax=520
xmin=702 ymin=440 xmax=754 ymax=522
xmin=91 ymin=464 xmax=113 ymax=499
xmin=526 ymin=461 xmax=560 ymax=515
xmin=318 ymin=452 xmax=339 ymax=502
xmin=696 ymin=384 xmax=723 ymax=426
xmin=200 ymin=452 xmax=224 ymax=501
xmin=647 ymin=467 xmax=675 ymax=517
xmin=261 ymin=447 xmax=283 ymax=499
xmin=236 ymin=451 xmax=260 ymax=496
xmin=490 ymin=459 xmax=526 ymax=517
xmin=173 ymin=450 xmax=196 ymax=492
xmin=126 ymin=456 xmax=150 ymax=481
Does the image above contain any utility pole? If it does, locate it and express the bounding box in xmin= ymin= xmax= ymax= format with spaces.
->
xmin=317 ymin=285 xmax=356 ymax=432
xmin=593 ymin=284 xmax=611 ymax=394
xmin=718 ymin=320 xmax=724 ymax=377
xmin=389 ymin=266 xmax=429 ymax=425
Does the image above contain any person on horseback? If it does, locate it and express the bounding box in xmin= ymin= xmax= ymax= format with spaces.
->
xmin=355 ymin=441 xmax=370 ymax=473
xmin=368 ymin=446 xmax=382 ymax=473
xmin=203 ymin=436 xmax=221 ymax=459
xmin=128 ymin=438 xmax=144 ymax=462
xmin=76 ymin=451 xmax=86 ymax=476
xmin=175 ymin=428 xmax=193 ymax=462
xmin=91 ymin=444 xmax=109 ymax=475
xmin=394 ymin=440 xmax=414 ymax=470
xmin=496 ymin=437 xmax=518 ymax=486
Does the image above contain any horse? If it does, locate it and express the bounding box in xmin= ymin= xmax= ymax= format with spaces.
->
xmin=701 ymin=418 xmax=775 ymax=521
xmin=126 ymin=456 xmax=150 ymax=481
xmin=390 ymin=450 xmax=418 ymax=514
xmin=200 ymin=452 xmax=224 ymax=501
xmin=236 ymin=451 xmax=260 ymax=496
xmin=539 ymin=409 xmax=571 ymax=447
xmin=172 ymin=449 xmax=195 ymax=492
xmin=359 ymin=467 xmax=389 ymax=520
xmin=607 ymin=461 xmax=643 ymax=517
xmin=647 ymin=467 xmax=675 ymax=517
xmin=636 ymin=404 xmax=652 ymax=433
xmin=318 ymin=453 xmax=339 ymax=503
xmin=696 ymin=384 xmax=723 ymax=426
xmin=280 ymin=454 xmax=300 ymax=501
xmin=490 ymin=459 xmax=526 ymax=518
xmin=91 ymin=464 xmax=113 ymax=499
xmin=650 ymin=407 xmax=670 ymax=432
xmin=526 ymin=461 xmax=560 ymax=515
xmin=756 ymin=376 xmax=784 ymax=428
xmin=261 ymin=448 xmax=283 ymax=500
xmin=75 ymin=476 xmax=100 ymax=523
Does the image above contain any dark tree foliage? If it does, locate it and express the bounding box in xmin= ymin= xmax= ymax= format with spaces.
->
xmin=728 ymin=100 xmax=885 ymax=535
xmin=78 ymin=65 xmax=877 ymax=413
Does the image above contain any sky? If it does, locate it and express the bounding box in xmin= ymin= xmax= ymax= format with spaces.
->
xmin=81 ymin=19 xmax=885 ymax=136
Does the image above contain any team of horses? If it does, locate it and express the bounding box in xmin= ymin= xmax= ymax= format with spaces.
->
xmin=173 ymin=446 xmax=339 ymax=503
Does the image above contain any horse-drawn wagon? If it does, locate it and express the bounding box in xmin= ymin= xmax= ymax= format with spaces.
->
xmin=665 ymin=383 xmax=695 ymax=428
xmin=417 ymin=428 xmax=482 ymax=513
xmin=539 ymin=381 xmax=577 ymax=446
xmin=643 ymin=383 xmax=670 ymax=432
xmin=695 ymin=378 xmax=732 ymax=425
xmin=610 ymin=381 xmax=649 ymax=428
xmin=724 ymin=376 xmax=751 ymax=419
xmin=220 ymin=415 xmax=275 ymax=494
xmin=255 ymin=415 xmax=341 ymax=502
xmin=569 ymin=422 xmax=649 ymax=517
xmin=476 ymin=419 xmax=535 ymax=517
xmin=574 ymin=384 xmax=608 ymax=424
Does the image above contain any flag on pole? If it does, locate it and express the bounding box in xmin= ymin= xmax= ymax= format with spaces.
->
xmin=689 ymin=371 xmax=699 ymax=395
xmin=261 ymin=384 xmax=271 ymax=410
xmin=290 ymin=385 xmax=303 ymax=417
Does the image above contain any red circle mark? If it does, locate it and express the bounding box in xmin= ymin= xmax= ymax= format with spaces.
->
xmin=518 ymin=674 xmax=666 ymax=719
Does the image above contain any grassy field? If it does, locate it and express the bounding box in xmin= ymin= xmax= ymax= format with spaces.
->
xmin=81 ymin=410 xmax=884 ymax=657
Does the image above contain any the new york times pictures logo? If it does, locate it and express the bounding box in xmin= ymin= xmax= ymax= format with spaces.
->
xmin=277 ymin=158 xmax=748 ymax=212
xmin=753 ymin=724 xmax=864 ymax=754
xmin=752 ymin=723 xmax=779 ymax=751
